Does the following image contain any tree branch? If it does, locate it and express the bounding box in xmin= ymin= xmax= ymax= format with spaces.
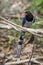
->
xmin=0 ymin=16 xmax=43 ymax=37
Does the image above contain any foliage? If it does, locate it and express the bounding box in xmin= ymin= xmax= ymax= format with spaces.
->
xmin=32 ymin=20 xmax=43 ymax=29
xmin=30 ymin=0 xmax=43 ymax=15
xmin=34 ymin=0 xmax=43 ymax=6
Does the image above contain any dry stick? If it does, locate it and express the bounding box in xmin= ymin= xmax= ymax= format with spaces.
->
xmin=5 ymin=57 xmax=41 ymax=65
xmin=0 ymin=16 xmax=43 ymax=37
xmin=0 ymin=23 xmax=12 ymax=29
xmin=0 ymin=16 xmax=42 ymax=32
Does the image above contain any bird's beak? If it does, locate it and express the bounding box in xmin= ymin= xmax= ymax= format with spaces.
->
xmin=22 ymin=13 xmax=27 ymax=16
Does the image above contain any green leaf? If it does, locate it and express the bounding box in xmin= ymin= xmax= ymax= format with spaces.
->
xmin=40 ymin=8 xmax=43 ymax=14
xmin=34 ymin=0 xmax=43 ymax=6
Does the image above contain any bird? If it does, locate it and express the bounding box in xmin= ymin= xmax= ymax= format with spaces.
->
xmin=17 ymin=11 xmax=35 ymax=61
